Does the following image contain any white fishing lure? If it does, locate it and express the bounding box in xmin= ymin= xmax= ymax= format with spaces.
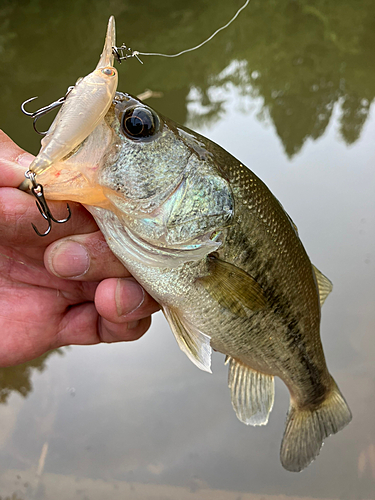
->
xmin=28 ymin=16 xmax=118 ymax=176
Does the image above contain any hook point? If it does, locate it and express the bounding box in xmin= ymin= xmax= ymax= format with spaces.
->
xmin=21 ymin=96 xmax=39 ymax=116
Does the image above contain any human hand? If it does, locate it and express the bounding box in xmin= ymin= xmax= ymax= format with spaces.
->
xmin=0 ymin=130 xmax=160 ymax=367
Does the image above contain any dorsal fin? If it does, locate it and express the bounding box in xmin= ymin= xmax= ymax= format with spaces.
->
xmin=286 ymin=212 xmax=299 ymax=236
xmin=226 ymin=356 xmax=274 ymax=426
xmin=197 ymin=255 xmax=267 ymax=317
xmin=163 ymin=306 xmax=212 ymax=373
xmin=312 ymin=265 xmax=333 ymax=307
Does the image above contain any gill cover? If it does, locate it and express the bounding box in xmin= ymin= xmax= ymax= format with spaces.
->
xmin=28 ymin=16 xmax=118 ymax=176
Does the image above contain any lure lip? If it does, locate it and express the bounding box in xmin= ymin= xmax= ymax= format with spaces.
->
xmin=25 ymin=16 xmax=117 ymax=177
xmin=96 ymin=15 xmax=116 ymax=69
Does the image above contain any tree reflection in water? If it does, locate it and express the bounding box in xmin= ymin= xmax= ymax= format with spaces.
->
xmin=0 ymin=351 xmax=62 ymax=404
xmin=180 ymin=0 xmax=375 ymax=156
xmin=1 ymin=0 xmax=374 ymax=158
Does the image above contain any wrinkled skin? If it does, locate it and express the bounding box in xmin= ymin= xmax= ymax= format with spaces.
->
xmin=0 ymin=130 xmax=159 ymax=367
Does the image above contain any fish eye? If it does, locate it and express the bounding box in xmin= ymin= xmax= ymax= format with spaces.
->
xmin=101 ymin=67 xmax=116 ymax=76
xmin=121 ymin=106 xmax=160 ymax=140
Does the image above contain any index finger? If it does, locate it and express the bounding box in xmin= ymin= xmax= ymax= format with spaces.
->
xmin=0 ymin=130 xmax=34 ymax=187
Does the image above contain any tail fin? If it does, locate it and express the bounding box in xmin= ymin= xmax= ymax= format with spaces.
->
xmin=280 ymin=380 xmax=352 ymax=472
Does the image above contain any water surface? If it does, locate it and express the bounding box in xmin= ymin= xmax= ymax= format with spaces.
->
xmin=0 ymin=1 xmax=374 ymax=499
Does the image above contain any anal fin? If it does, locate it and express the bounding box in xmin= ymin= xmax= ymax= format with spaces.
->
xmin=226 ymin=356 xmax=274 ymax=426
xmin=163 ymin=306 xmax=212 ymax=373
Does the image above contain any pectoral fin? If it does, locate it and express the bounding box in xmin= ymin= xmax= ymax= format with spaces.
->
xmin=226 ymin=356 xmax=274 ymax=426
xmin=163 ymin=306 xmax=212 ymax=373
xmin=312 ymin=265 xmax=333 ymax=307
xmin=197 ymin=255 xmax=267 ymax=317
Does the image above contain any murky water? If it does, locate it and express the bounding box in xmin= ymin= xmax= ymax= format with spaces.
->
xmin=0 ymin=1 xmax=374 ymax=499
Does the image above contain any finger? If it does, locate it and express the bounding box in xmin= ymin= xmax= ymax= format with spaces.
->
xmin=54 ymin=302 xmax=152 ymax=348
xmin=0 ymin=187 xmax=98 ymax=246
xmin=44 ymin=230 xmax=129 ymax=280
xmin=95 ymin=277 xmax=160 ymax=324
xmin=54 ymin=302 xmax=100 ymax=347
xmin=98 ymin=316 xmax=152 ymax=342
xmin=0 ymin=130 xmax=34 ymax=187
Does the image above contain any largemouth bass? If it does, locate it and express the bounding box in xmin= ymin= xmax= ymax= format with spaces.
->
xmin=33 ymin=90 xmax=351 ymax=471
xmin=22 ymin=17 xmax=351 ymax=472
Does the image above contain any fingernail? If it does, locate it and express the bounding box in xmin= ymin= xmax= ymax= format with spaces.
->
xmin=49 ymin=241 xmax=90 ymax=278
xmin=16 ymin=152 xmax=34 ymax=169
xmin=115 ymin=278 xmax=145 ymax=317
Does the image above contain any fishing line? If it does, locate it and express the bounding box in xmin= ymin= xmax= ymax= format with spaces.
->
xmin=114 ymin=0 xmax=251 ymax=63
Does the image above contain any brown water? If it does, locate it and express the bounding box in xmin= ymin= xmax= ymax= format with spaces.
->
xmin=0 ymin=1 xmax=374 ymax=499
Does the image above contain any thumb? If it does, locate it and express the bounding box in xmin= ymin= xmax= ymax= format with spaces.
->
xmin=0 ymin=130 xmax=35 ymax=187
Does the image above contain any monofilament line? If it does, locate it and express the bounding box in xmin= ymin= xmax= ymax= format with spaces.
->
xmin=135 ymin=0 xmax=251 ymax=59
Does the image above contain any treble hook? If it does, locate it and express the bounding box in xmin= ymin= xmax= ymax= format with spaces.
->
xmin=25 ymin=170 xmax=72 ymax=237
xmin=21 ymin=86 xmax=74 ymax=135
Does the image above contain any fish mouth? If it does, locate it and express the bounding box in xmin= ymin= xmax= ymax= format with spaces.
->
xmin=37 ymin=165 xmax=109 ymax=207
xmin=33 ymin=119 xmax=116 ymax=209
